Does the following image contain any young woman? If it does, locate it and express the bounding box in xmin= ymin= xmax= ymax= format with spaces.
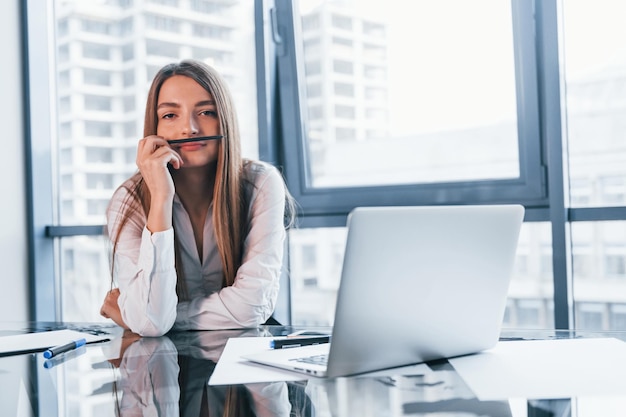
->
xmin=100 ymin=59 xmax=295 ymax=336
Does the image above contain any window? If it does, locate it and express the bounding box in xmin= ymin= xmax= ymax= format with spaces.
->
xmin=82 ymin=42 xmax=111 ymax=60
xmin=86 ymin=148 xmax=113 ymax=163
xmin=307 ymin=83 xmax=322 ymax=98
xmin=123 ymin=69 xmax=135 ymax=87
xmin=279 ymin=0 xmax=543 ymax=210
xmin=331 ymin=14 xmax=352 ymax=30
xmin=333 ymin=82 xmax=354 ymax=97
xmin=572 ymin=246 xmax=592 ymax=279
xmin=302 ymin=14 xmax=320 ymax=31
xmin=576 ymin=303 xmax=605 ymax=330
xmin=335 ymin=105 xmax=355 ymax=119
xmin=308 ymin=105 xmax=323 ymax=120
xmin=289 ymin=227 xmax=346 ymax=325
xmin=59 ymin=122 xmax=72 ymax=139
xmin=125 ymin=147 xmax=136 ymax=164
xmin=564 ymin=1 xmax=626 ymax=209
xmin=363 ymin=64 xmax=385 ymax=80
xmin=123 ymin=95 xmax=135 ymax=112
xmin=146 ymin=39 xmax=179 ymax=58
xmin=148 ymin=0 xmax=179 ymax=6
xmin=516 ymin=300 xmax=543 ymax=328
xmin=277 ymin=0 xmax=547 ymax=325
xmin=332 ymin=36 xmax=352 ymax=47
xmin=605 ymin=253 xmax=626 ymax=277
xmin=191 ymin=0 xmax=228 ymax=14
xmin=305 ymin=61 xmax=321 ymax=76
xmin=610 ymin=304 xmax=626 ymax=330
xmin=145 ymin=14 xmax=181 ymax=33
xmin=86 ymin=174 xmax=114 ymax=190
xmin=57 ymin=18 xmax=68 ymax=37
xmin=118 ymin=17 xmax=134 ymax=36
xmin=25 ymin=0 xmax=260 ymax=322
xmin=562 ymin=1 xmax=626 ymax=329
xmin=84 ymin=95 xmax=112 ymax=112
xmin=333 ymin=59 xmax=353 ymax=75
xmin=599 ymin=176 xmax=626 ymax=206
xmin=300 ymin=244 xmax=317 ymax=270
xmin=363 ymin=21 xmax=385 ymax=38
xmin=83 ymin=69 xmax=111 ymax=86
xmin=193 ymin=24 xmax=230 ymax=40
xmin=335 ymin=127 xmax=355 ymax=141
xmin=81 ymin=19 xmax=111 ymax=35
xmin=84 ymin=121 xmax=112 ymax=138
xmin=124 ymin=120 xmax=138 ymax=137
xmin=58 ymin=44 xmax=69 ymax=63
xmin=59 ymin=96 xmax=71 ymax=114
xmin=122 ymin=44 xmax=134 ymax=61
xmin=58 ymin=70 xmax=70 ymax=88
xmin=60 ymin=149 xmax=73 ymax=165
xmin=24 ymin=0 xmax=626 ymax=333
xmin=303 ymin=37 xmax=320 ymax=49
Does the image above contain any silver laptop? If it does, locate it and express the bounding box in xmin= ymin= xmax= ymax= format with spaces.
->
xmin=244 ymin=204 xmax=524 ymax=378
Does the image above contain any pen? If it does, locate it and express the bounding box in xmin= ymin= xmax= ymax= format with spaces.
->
xmin=43 ymin=338 xmax=86 ymax=359
xmin=167 ymin=135 xmax=223 ymax=144
xmin=43 ymin=345 xmax=86 ymax=369
xmin=270 ymin=335 xmax=330 ymax=349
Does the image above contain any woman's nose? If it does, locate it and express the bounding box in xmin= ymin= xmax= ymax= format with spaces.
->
xmin=182 ymin=114 xmax=199 ymax=136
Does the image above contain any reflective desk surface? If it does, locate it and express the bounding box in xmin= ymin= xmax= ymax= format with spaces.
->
xmin=1 ymin=323 xmax=626 ymax=417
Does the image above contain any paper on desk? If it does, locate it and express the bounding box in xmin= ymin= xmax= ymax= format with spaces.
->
xmin=209 ymin=336 xmax=433 ymax=385
xmin=449 ymin=337 xmax=626 ymax=400
xmin=0 ymin=329 xmax=111 ymax=356
xmin=209 ymin=337 xmax=307 ymax=385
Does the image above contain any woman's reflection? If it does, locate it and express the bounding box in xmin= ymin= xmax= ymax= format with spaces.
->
xmin=108 ymin=329 xmax=309 ymax=416
xmin=114 ymin=331 xmax=180 ymax=415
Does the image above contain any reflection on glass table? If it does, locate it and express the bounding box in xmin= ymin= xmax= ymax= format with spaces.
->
xmin=1 ymin=324 xmax=626 ymax=416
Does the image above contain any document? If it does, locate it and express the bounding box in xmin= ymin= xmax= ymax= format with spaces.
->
xmin=209 ymin=337 xmax=307 ymax=385
xmin=0 ymin=329 xmax=111 ymax=356
xmin=449 ymin=337 xmax=626 ymax=400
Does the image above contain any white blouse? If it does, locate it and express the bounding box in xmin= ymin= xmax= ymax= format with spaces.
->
xmin=107 ymin=161 xmax=287 ymax=336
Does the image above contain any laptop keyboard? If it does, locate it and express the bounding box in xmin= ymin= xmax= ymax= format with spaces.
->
xmin=289 ymin=354 xmax=328 ymax=366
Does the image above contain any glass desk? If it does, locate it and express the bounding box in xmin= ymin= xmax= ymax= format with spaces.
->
xmin=1 ymin=323 xmax=626 ymax=416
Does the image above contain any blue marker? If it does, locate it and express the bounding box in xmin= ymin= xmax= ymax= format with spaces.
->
xmin=43 ymin=338 xmax=87 ymax=359
xmin=43 ymin=345 xmax=86 ymax=369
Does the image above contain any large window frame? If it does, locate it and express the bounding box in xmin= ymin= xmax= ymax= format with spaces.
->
xmin=22 ymin=0 xmax=626 ymax=330
xmin=272 ymin=0 xmax=547 ymax=221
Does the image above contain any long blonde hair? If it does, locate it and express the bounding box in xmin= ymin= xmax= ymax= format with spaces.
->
xmin=110 ymin=60 xmax=252 ymax=292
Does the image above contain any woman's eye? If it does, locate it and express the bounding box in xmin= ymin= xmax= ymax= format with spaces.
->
xmin=161 ymin=113 xmax=175 ymax=119
xmin=200 ymin=110 xmax=217 ymax=117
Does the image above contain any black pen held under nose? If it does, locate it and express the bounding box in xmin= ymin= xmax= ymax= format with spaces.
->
xmin=166 ymin=135 xmax=223 ymax=144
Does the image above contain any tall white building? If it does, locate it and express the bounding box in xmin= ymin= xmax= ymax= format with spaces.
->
xmin=300 ymin=2 xmax=390 ymax=185
xmin=54 ymin=0 xmax=257 ymax=323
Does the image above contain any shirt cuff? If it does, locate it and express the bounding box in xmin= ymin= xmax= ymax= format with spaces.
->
xmin=139 ymin=227 xmax=175 ymax=274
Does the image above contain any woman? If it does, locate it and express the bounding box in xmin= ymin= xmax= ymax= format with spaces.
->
xmin=100 ymin=59 xmax=295 ymax=336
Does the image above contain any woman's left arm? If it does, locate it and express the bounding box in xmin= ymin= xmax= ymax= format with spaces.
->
xmin=174 ymin=165 xmax=288 ymax=330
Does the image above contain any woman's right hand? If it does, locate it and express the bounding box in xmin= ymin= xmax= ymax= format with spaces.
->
xmin=136 ymin=136 xmax=183 ymax=232
xmin=100 ymin=288 xmax=129 ymax=330
xmin=136 ymin=135 xmax=183 ymax=202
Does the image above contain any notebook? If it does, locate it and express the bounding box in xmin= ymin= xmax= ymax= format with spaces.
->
xmin=244 ymin=204 xmax=525 ymax=378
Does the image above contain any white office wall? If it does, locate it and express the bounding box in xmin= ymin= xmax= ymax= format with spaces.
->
xmin=0 ymin=0 xmax=29 ymax=321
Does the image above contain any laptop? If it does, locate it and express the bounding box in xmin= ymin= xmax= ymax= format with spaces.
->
xmin=244 ymin=204 xmax=525 ymax=378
